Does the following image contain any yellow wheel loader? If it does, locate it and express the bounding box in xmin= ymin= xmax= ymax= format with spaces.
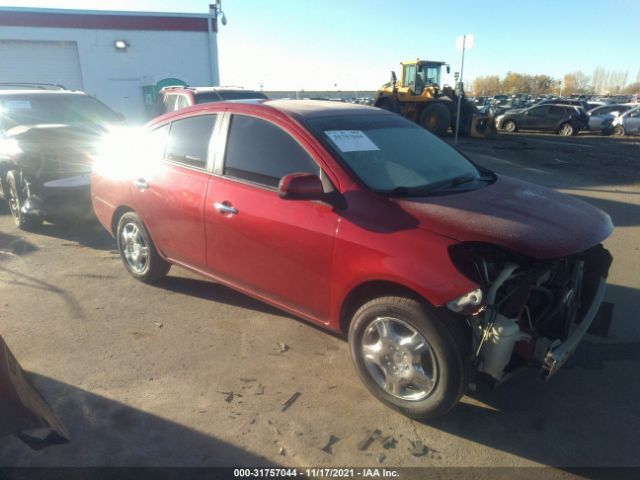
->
xmin=374 ymin=59 xmax=493 ymax=138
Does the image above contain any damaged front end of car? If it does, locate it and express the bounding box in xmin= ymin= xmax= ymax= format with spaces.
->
xmin=0 ymin=125 xmax=96 ymax=222
xmin=447 ymin=242 xmax=613 ymax=384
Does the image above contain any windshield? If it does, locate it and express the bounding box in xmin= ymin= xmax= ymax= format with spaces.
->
xmin=306 ymin=113 xmax=481 ymax=194
xmin=0 ymin=94 xmax=120 ymax=131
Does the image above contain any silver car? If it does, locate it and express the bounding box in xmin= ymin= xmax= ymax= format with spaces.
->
xmin=586 ymin=103 xmax=634 ymax=131
xmin=608 ymin=105 xmax=640 ymax=136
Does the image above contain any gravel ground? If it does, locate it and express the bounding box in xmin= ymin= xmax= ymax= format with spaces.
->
xmin=0 ymin=132 xmax=639 ymax=475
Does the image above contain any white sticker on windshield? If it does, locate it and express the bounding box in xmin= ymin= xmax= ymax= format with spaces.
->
xmin=3 ymin=100 xmax=32 ymax=110
xmin=325 ymin=130 xmax=379 ymax=152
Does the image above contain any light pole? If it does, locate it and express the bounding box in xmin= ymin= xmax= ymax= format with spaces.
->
xmin=454 ymin=34 xmax=473 ymax=146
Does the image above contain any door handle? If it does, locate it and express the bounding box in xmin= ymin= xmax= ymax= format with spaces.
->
xmin=132 ymin=178 xmax=149 ymax=190
xmin=213 ymin=202 xmax=238 ymax=215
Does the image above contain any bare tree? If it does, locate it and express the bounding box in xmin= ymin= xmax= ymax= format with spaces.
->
xmin=592 ymin=66 xmax=607 ymax=94
xmin=472 ymin=75 xmax=501 ymax=96
xmin=563 ymin=71 xmax=591 ymax=94
xmin=605 ymin=70 xmax=628 ymax=93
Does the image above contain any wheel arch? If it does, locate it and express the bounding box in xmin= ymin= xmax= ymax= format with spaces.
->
xmin=502 ymin=118 xmax=517 ymax=130
xmin=339 ymin=280 xmax=428 ymax=335
xmin=111 ymin=205 xmax=135 ymax=236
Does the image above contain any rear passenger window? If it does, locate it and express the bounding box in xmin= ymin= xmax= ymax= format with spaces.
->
xmin=224 ymin=115 xmax=320 ymax=188
xmin=550 ymin=106 xmax=564 ymax=115
xmin=165 ymin=115 xmax=216 ymax=169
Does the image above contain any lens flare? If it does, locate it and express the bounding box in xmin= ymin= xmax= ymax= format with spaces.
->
xmin=93 ymin=126 xmax=162 ymax=180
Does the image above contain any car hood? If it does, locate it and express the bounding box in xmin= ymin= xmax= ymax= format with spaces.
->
xmin=394 ymin=175 xmax=613 ymax=259
xmin=6 ymin=123 xmax=105 ymax=147
xmin=5 ymin=123 xmax=106 ymax=174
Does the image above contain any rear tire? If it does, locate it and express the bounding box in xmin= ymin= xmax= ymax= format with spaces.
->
xmin=6 ymin=171 xmax=42 ymax=230
xmin=348 ymin=296 xmax=470 ymax=419
xmin=116 ymin=212 xmax=170 ymax=283
xmin=418 ymin=102 xmax=451 ymax=136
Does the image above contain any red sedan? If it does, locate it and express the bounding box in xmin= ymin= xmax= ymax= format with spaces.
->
xmin=92 ymin=100 xmax=613 ymax=419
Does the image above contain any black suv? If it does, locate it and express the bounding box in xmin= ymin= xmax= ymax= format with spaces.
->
xmin=0 ymin=84 xmax=122 ymax=229
xmin=496 ymin=104 xmax=588 ymax=136
xmin=148 ymin=86 xmax=268 ymax=119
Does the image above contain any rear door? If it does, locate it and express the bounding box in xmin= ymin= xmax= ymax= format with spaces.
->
xmin=133 ymin=114 xmax=217 ymax=268
xmin=204 ymin=113 xmax=339 ymax=321
xmin=549 ymin=106 xmax=570 ymax=130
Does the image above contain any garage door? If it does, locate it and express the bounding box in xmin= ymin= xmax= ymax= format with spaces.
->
xmin=0 ymin=40 xmax=84 ymax=90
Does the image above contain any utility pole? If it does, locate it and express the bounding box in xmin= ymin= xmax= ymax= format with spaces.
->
xmin=454 ymin=34 xmax=473 ymax=146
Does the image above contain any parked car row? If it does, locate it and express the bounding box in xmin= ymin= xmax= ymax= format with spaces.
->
xmin=489 ymin=97 xmax=639 ymax=136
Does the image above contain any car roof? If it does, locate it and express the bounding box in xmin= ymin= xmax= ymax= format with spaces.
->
xmin=265 ymin=99 xmax=382 ymax=119
xmin=149 ymin=99 xmax=389 ymax=128
xmin=161 ymin=86 xmax=263 ymax=94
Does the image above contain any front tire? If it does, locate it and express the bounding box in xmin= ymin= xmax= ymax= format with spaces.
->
xmin=348 ymin=296 xmax=470 ymax=420
xmin=116 ymin=212 xmax=170 ymax=283
xmin=612 ymin=125 xmax=625 ymax=137
xmin=6 ymin=171 xmax=42 ymax=230
xmin=419 ymin=102 xmax=451 ymax=136
xmin=558 ymin=122 xmax=575 ymax=136
xmin=502 ymin=120 xmax=517 ymax=133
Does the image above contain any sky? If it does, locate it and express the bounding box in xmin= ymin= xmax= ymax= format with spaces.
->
xmin=2 ymin=0 xmax=639 ymax=91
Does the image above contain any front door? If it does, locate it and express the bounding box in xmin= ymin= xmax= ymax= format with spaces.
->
xmin=205 ymin=114 xmax=339 ymax=321
xmin=523 ymin=105 xmax=551 ymax=130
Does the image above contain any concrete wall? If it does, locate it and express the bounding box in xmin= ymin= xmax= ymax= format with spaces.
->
xmin=0 ymin=25 xmax=219 ymax=123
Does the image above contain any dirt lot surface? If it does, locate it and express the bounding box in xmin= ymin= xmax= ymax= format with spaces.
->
xmin=1 ymin=132 xmax=639 ymax=474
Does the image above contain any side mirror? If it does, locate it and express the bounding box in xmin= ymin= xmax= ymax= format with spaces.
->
xmin=390 ymin=71 xmax=397 ymax=84
xmin=446 ymin=65 xmax=451 ymax=74
xmin=278 ymin=173 xmax=324 ymax=200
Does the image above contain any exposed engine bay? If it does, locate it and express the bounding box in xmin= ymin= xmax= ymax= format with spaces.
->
xmin=448 ymin=243 xmax=613 ymax=383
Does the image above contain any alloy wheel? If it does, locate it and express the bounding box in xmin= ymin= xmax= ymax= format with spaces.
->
xmin=7 ymin=177 xmax=22 ymax=226
xmin=120 ymin=222 xmax=150 ymax=274
xmin=361 ymin=316 xmax=438 ymax=401
xmin=559 ymin=123 xmax=574 ymax=136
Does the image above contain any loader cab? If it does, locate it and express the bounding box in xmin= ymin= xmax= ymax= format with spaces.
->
xmin=400 ymin=60 xmax=448 ymax=96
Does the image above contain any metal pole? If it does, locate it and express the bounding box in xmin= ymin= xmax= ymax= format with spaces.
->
xmin=454 ymin=35 xmax=466 ymax=145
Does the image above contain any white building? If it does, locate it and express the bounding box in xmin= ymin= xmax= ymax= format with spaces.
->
xmin=0 ymin=6 xmax=221 ymax=123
